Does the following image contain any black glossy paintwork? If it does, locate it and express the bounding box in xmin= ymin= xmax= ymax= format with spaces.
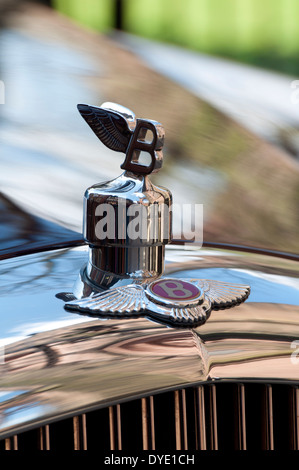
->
xmin=0 ymin=192 xmax=83 ymax=260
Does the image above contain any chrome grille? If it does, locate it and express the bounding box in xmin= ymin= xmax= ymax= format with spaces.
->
xmin=1 ymin=383 xmax=299 ymax=451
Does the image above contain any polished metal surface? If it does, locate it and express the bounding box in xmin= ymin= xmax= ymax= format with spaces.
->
xmin=79 ymin=103 xmax=172 ymax=289
xmin=87 ymin=245 xmax=165 ymax=285
xmin=70 ymin=102 xmax=250 ymax=326
xmin=84 ymin=172 xmax=172 ymax=248
xmin=66 ymin=276 xmax=250 ymax=327
xmin=77 ymin=102 xmax=164 ymax=175
xmin=1 ymin=5 xmax=299 ymax=440
xmin=1 ymin=244 xmax=299 ymax=438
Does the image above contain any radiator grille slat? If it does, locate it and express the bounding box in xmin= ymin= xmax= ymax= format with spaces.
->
xmin=141 ymin=396 xmax=155 ymax=450
xmin=174 ymin=389 xmax=188 ymax=450
xmin=1 ymin=383 xmax=299 ymax=451
xmin=235 ymin=384 xmax=246 ymax=450
xmin=291 ymin=387 xmax=299 ymax=450
xmin=4 ymin=436 xmax=18 ymax=450
xmin=39 ymin=425 xmax=50 ymax=450
xmin=262 ymin=384 xmax=274 ymax=450
xmin=109 ymin=405 xmax=122 ymax=450
xmin=194 ymin=386 xmax=207 ymax=450
xmin=207 ymin=384 xmax=218 ymax=450
xmin=73 ymin=415 xmax=87 ymax=450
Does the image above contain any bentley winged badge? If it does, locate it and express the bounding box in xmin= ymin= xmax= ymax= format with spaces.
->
xmin=62 ymin=102 xmax=250 ymax=327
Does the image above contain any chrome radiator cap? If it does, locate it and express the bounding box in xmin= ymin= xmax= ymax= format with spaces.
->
xmin=79 ymin=102 xmax=171 ymax=287
xmin=63 ymin=103 xmax=250 ymax=327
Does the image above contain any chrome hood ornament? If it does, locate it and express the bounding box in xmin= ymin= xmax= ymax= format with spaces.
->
xmin=66 ymin=278 xmax=250 ymax=327
xmin=63 ymin=102 xmax=250 ymax=327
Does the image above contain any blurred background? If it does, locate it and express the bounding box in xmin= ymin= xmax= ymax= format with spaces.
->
xmin=55 ymin=0 xmax=299 ymax=76
xmin=1 ymin=0 xmax=299 ymax=255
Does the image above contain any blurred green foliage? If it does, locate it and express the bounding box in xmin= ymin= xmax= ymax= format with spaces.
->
xmin=53 ymin=0 xmax=114 ymax=31
xmin=54 ymin=0 xmax=299 ymax=75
